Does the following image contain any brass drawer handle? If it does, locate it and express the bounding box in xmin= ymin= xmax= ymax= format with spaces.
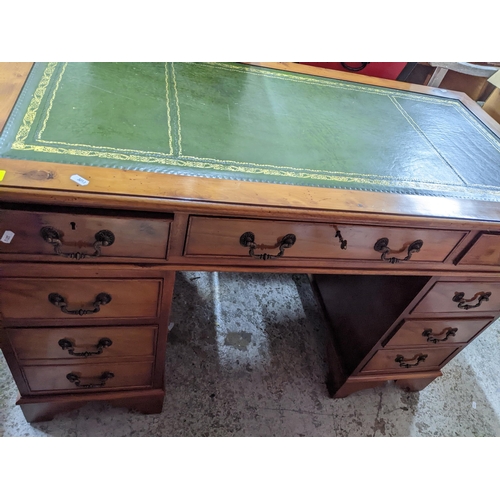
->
xmin=422 ymin=327 xmax=457 ymax=344
xmin=58 ymin=337 xmax=113 ymax=357
xmin=452 ymin=291 xmax=491 ymax=310
xmin=240 ymin=232 xmax=296 ymax=260
xmin=395 ymin=353 xmax=428 ymax=368
xmin=48 ymin=292 xmax=112 ymax=316
xmin=66 ymin=371 xmax=114 ymax=389
xmin=40 ymin=226 xmax=115 ymax=260
xmin=374 ymin=238 xmax=423 ymax=264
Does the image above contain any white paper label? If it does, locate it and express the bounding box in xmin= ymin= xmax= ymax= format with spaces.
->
xmin=472 ymin=401 xmax=477 ymax=409
xmin=70 ymin=174 xmax=89 ymax=186
xmin=1 ymin=230 xmax=15 ymax=243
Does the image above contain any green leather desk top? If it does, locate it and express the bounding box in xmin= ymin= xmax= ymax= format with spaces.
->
xmin=1 ymin=62 xmax=500 ymax=201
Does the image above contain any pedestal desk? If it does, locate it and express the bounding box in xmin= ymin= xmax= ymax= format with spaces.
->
xmin=1 ymin=62 xmax=500 ymax=422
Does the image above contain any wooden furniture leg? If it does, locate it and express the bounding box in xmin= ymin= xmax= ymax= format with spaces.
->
xmin=17 ymin=389 xmax=165 ymax=423
xmin=395 ymin=374 xmax=442 ymax=393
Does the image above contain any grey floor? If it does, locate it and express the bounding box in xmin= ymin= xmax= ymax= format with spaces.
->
xmin=1 ymin=272 xmax=499 ymax=437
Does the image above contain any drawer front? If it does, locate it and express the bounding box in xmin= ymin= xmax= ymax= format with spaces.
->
xmin=185 ymin=216 xmax=466 ymax=263
xmin=0 ymin=279 xmax=162 ymax=320
xmin=456 ymin=232 xmax=500 ymax=267
xmin=7 ymin=325 xmax=157 ymax=361
xmin=0 ymin=208 xmax=171 ymax=260
xmin=412 ymin=281 xmax=500 ymax=314
xmin=22 ymin=361 xmax=153 ymax=392
xmin=362 ymin=346 xmax=457 ymax=373
xmin=386 ymin=318 xmax=493 ymax=347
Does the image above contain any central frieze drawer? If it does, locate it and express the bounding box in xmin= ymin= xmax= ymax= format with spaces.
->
xmin=0 ymin=279 xmax=162 ymax=321
xmin=7 ymin=325 xmax=158 ymax=361
xmin=185 ymin=217 xmax=466 ymax=262
xmin=22 ymin=361 xmax=154 ymax=393
xmin=412 ymin=281 xmax=500 ymax=314
xmin=0 ymin=207 xmax=172 ymax=261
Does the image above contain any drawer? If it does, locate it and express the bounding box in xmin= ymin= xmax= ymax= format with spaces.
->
xmin=0 ymin=206 xmax=172 ymax=261
xmin=456 ymin=232 xmax=500 ymax=267
xmin=22 ymin=361 xmax=153 ymax=392
xmin=7 ymin=325 xmax=158 ymax=361
xmin=361 ymin=346 xmax=457 ymax=373
xmin=0 ymin=279 xmax=162 ymax=321
xmin=185 ymin=216 xmax=466 ymax=263
xmin=385 ymin=318 xmax=493 ymax=347
xmin=412 ymin=281 xmax=500 ymax=314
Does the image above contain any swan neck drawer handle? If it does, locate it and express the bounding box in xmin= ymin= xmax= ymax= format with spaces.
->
xmin=48 ymin=292 xmax=112 ymax=315
xmin=395 ymin=353 xmax=428 ymax=368
xmin=422 ymin=328 xmax=457 ymax=344
xmin=58 ymin=337 xmax=113 ymax=356
xmin=374 ymin=238 xmax=423 ymax=264
xmin=66 ymin=371 xmax=114 ymax=389
xmin=452 ymin=291 xmax=491 ymax=310
xmin=40 ymin=226 xmax=115 ymax=259
xmin=240 ymin=232 xmax=296 ymax=260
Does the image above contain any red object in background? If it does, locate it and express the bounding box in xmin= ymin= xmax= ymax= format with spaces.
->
xmin=299 ymin=62 xmax=408 ymax=81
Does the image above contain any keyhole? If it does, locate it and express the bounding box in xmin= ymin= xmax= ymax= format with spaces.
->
xmin=70 ymin=222 xmax=76 ymax=230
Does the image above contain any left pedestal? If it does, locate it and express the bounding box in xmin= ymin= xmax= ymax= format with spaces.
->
xmin=0 ymin=265 xmax=175 ymax=423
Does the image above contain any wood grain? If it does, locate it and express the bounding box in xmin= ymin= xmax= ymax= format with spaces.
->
xmin=7 ymin=325 xmax=157 ymax=360
xmin=4 ymin=157 xmax=500 ymax=225
xmin=185 ymin=216 xmax=467 ymax=263
xmin=385 ymin=318 xmax=492 ymax=346
xmin=23 ymin=361 xmax=153 ymax=392
xmin=412 ymin=281 xmax=500 ymax=314
xmin=0 ymin=205 xmax=172 ymax=261
xmin=361 ymin=346 xmax=457 ymax=372
xmin=483 ymin=87 xmax=500 ymax=124
xmin=0 ymin=278 xmax=162 ymax=321
xmin=18 ymin=389 xmax=165 ymax=422
xmin=456 ymin=233 xmax=500 ymax=266
xmin=0 ymin=62 xmax=33 ymax=134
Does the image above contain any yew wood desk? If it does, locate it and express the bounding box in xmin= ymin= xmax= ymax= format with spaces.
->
xmin=1 ymin=62 xmax=500 ymax=423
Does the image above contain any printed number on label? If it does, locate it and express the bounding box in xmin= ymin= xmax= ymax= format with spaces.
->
xmin=70 ymin=174 xmax=90 ymax=186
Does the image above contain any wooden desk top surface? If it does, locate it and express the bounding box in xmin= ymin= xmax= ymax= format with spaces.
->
xmin=1 ymin=62 xmax=500 ymax=225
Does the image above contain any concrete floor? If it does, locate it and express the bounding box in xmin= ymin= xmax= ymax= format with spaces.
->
xmin=1 ymin=272 xmax=499 ymax=437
